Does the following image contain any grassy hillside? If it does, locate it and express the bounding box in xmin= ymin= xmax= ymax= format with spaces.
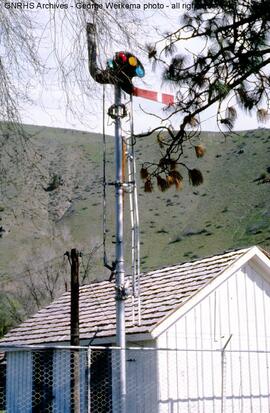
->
xmin=0 ymin=124 xmax=270 ymax=287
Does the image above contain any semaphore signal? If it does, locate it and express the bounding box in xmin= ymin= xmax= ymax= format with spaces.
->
xmin=86 ymin=23 xmax=174 ymax=413
xmin=107 ymin=52 xmax=145 ymax=94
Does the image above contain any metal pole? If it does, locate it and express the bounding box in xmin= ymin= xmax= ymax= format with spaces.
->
xmin=114 ymin=84 xmax=127 ymax=413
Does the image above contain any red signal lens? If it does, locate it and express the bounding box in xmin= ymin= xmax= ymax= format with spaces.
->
xmin=117 ymin=52 xmax=127 ymax=63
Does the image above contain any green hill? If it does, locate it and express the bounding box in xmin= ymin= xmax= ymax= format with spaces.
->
xmin=0 ymin=124 xmax=269 ymax=317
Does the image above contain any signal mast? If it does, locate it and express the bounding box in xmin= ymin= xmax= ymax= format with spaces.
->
xmin=87 ymin=23 xmax=145 ymax=413
xmin=87 ymin=23 xmax=175 ymax=412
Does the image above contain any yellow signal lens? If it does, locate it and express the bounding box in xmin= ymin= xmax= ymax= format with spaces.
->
xmin=129 ymin=56 xmax=137 ymax=66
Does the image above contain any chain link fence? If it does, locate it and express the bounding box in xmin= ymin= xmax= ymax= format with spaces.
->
xmin=0 ymin=345 xmax=269 ymax=412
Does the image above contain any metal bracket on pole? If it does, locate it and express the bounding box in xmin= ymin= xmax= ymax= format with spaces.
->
xmin=115 ymin=284 xmax=130 ymax=301
xmin=108 ymin=104 xmax=128 ymax=119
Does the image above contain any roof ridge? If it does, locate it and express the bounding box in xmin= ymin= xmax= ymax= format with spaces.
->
xmin=69 ymin=246 xmax=253 ymax=290
xmin=136 ymin=246 xmax=252 ymax=277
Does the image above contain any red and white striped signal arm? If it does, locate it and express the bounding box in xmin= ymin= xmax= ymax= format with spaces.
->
xmin=133 ymin=87 xmax=175 ymax=105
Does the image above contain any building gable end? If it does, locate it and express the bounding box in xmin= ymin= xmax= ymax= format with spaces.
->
xmin=150 ymin=246 xmax=270 ymax=339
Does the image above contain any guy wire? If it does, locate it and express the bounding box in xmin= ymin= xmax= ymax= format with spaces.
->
xmin=130 ymin=95 xmax=141 ymax=325
xmin=102 ymin=85 xmax=109 ymax=268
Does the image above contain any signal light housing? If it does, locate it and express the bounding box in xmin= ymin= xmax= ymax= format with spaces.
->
xmin=107 ymin=51 xmax=145 ymax=94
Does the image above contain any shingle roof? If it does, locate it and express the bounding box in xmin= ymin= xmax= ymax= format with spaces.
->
xmin=0 ymin=247 xmax=259 ymax=345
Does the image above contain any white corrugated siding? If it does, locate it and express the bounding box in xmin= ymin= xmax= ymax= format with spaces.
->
xmin=53 ymin=348 xmax=88 ymax=412
xmin=5 ymin=348 xmax=88 ymax=413
xmin=111 ymin=343 xmax=158 ymax=413
xmin=79 ymin=349 xmax=88 ymax=412
xmin=157 ymin=263 xmax=270 ymax=413
xmin=6 ymin=350 xmax=32 ymax=413
xmin=126 ymin=347 xmax=158 ymax=413
xmin=53 ymin=349 xmax=71 ymax=412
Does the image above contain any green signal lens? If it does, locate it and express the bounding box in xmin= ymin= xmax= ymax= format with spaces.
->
xmin=107 ymin=59 xmax=115 ymax=69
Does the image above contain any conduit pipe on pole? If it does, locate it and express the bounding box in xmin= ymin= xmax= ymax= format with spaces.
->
xmin=114 ymin=85 xmax=127 ymax=413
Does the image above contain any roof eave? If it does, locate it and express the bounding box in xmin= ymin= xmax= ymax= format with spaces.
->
xmin=150 ymin=246 xmax=270 ymax=339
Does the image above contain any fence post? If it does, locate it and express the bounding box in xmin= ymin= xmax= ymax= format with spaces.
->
xmin=221 ymin=334 xmax=232 ymax=413
xmin=87 ymin=347 xmax=91 ymax=413
xmin=70 ymin=248 xmax=80 ymax=413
